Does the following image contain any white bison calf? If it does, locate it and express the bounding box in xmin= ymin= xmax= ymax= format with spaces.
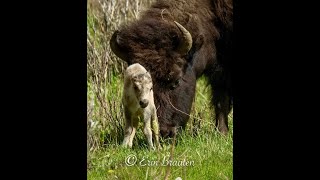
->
xmin=122 ymin=63 xmax=160 ymax=150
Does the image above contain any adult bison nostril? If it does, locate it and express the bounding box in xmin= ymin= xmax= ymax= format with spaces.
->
xmin=139 ymin=100 xmax=149 ymax=108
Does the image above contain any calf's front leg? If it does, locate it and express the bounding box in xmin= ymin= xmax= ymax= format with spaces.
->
xmin=143 ymin=116 xmax=154 ymax=150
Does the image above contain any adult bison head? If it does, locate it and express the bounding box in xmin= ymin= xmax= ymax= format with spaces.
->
xmin=110 ymin=20 xmax=196 ymax=137
xmin=110 ymin=21 xmax=192 ymax=89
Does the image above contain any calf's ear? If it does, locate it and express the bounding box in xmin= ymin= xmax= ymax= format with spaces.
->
xmin=110 ymin=30 xmax=130 ymax=62
xmin=145 ymin=71 xmax=152 ymax=81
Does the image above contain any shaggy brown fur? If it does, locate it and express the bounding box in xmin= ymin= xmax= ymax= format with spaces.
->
xmin=111 ymin=0 xmax=233 ymax=137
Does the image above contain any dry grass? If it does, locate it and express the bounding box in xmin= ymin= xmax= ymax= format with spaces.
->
xmin=87 ymin=0 xmax=155 ymax=153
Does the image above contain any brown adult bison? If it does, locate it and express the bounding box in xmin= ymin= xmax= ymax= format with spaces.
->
xmin=110 ymin=0 xmax=233 ymax=138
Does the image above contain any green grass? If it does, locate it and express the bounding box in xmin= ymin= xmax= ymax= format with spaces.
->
xmin=88 ymin=133 xmax=233 ymax=180
xmin=87 ymin=76 xmax=233 ymax=180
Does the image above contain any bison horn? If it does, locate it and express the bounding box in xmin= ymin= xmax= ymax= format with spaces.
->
xmin=110 ymin=30 xmax=128 ymax=61
xmin=174 ymin=21 xmax=193 ymax=55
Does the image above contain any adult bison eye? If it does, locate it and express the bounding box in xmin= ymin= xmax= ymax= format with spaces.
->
xmin=169 ymin=79 xmax=180 ymax=90
xmin=175 ymin=79 xmax=180 ymax=86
